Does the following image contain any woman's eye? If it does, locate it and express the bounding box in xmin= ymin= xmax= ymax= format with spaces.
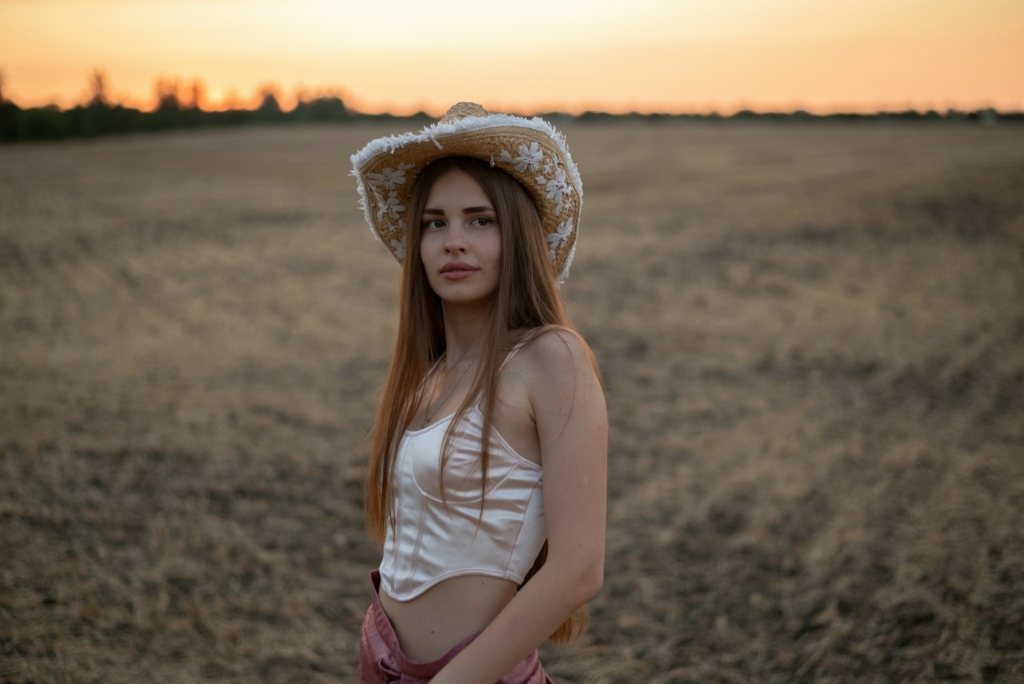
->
xmin=471 ymin=216 xmax=495 ymax=227
xmin=423 ymin=219 xmax=444 ymax=230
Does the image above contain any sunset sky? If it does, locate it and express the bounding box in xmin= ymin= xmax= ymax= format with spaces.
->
xmin=2 ymin=0 xmax=1022 ymax=114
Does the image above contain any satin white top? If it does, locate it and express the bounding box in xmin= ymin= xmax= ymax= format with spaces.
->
xmin=379 ymin=351 xmax=547 ymax=601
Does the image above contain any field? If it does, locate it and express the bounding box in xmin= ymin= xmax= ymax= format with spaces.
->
xmin=1 ymin=121 xmax=1023 ymax=683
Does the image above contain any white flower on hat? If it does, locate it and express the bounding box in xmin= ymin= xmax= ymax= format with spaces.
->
xmin=368 ymin=164 xmax=411 ymax=190
xmin=497 ymin=143 xmax=544 ymax=173
xmin=537 ymin=166 xmax=569 ymax=215
xmin=377 ymin=191 xmax=406 ymax=221
xmin=390 ymin=236 xmax=407 ymax=260
xmin=513 ymin=142 xmax=544 ymax=172
xmin=546 ymin=218 xmax=573 ymax=251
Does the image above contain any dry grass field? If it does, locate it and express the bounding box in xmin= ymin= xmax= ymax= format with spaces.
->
xmin=1 ymin=121 xmax=1023 ymax=684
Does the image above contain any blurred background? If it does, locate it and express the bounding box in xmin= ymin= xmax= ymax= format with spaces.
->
xmin=2 ymin=0 xmax=1023 ymax=115
xmin=1 ymin=1 xmax=1023 ymax=682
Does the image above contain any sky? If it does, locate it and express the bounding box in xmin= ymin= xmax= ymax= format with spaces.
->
xmin=1 ymin=0 xmax=1022 ymax=114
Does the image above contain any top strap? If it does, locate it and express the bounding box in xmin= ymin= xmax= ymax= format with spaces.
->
xmin=498 ymin=327 xmax=550 ymax=371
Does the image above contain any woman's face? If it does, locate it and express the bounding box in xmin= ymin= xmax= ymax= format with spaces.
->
xmin=419 ymin=168 xmax=502 ymax=308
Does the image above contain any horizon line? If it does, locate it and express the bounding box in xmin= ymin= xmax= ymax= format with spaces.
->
xmin=2 ymin=94 xmax=1019 ymax=119
xmin=1 ymin=69 xmax=1019 ymax=119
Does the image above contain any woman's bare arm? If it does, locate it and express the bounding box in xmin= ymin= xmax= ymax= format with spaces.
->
xmin=430 ymin=329 xmax=608 ymax=684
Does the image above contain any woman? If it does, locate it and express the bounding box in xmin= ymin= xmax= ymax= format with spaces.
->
xmin=351 ymin=102 xmax=607 ymax=683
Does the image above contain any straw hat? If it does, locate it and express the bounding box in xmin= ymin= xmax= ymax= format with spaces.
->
xmin=350 ymin=102 xmax=583 ymax=283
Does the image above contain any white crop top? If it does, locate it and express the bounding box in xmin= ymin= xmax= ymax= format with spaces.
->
xmin=379 ymin=345 xmax=547 ymax=601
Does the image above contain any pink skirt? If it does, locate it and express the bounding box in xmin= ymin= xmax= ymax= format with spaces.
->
xmin=359 ymin=570 xmax=553 ymax=683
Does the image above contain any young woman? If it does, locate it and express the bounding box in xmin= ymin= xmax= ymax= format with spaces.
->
xmin=351 ymin=102 xmax=607 ymax=684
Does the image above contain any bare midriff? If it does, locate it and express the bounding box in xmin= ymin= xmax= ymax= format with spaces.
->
xmin=379 ymin=574 xmax=519 ymax=661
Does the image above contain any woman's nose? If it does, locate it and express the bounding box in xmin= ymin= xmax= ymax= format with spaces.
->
xmin=444 ymin=221 xmax=468 ymax=252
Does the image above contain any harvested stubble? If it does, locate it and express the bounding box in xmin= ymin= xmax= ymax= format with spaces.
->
xmin=1 ymin=121 xmax=1023 ymax=683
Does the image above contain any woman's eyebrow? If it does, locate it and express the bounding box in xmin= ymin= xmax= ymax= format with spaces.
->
xmin=423 ymin=205 xmax=494 ymax=216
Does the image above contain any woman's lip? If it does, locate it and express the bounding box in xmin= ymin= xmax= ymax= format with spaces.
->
xmin=441 ymin=269 xmax=477 ymax=280
xmin=441 ymin=262 xmax=477 ymax=272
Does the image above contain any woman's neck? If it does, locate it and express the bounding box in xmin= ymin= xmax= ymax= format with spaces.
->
xmin=440 ymin=300 xmax=492 ymax=369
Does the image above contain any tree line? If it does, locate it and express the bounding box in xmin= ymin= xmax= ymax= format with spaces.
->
xmin=0 ymin=70 xmax=1019 ymax=144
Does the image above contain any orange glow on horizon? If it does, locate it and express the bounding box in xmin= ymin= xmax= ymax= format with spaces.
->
xmin=1 ymin=0 xmax=1022 ymax=115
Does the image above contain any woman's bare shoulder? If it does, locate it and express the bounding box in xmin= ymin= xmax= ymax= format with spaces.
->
xmin=513 ymin=326 xmax=606 ymax=459
xmin=514 ymin=326 xmax=602 ymax=394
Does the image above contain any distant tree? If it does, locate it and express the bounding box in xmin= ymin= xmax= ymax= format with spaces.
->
xmin=257 ymin=84 xmax=282 ymax=115
xmin=293 ymin=86 xmax=349 ymax=121
xmin=155 ymin=77 xmax=181 ymax=111
xmin=0 ymin=68 xmax=21 ymax=141
xmin=183 ymin=79 xmax=206 ymax=111
xmin=977 ymin=108 xmax=999 ymax=126
xmin=88 ymin=68 xmax=110 ymax=107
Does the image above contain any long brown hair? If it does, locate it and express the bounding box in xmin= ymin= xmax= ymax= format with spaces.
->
xmin=365 ymin=156 xmax=592 ymax=642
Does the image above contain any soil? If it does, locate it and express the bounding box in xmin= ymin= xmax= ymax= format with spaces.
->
xmin=1 ymin=121 xmax=1023 ymax=683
